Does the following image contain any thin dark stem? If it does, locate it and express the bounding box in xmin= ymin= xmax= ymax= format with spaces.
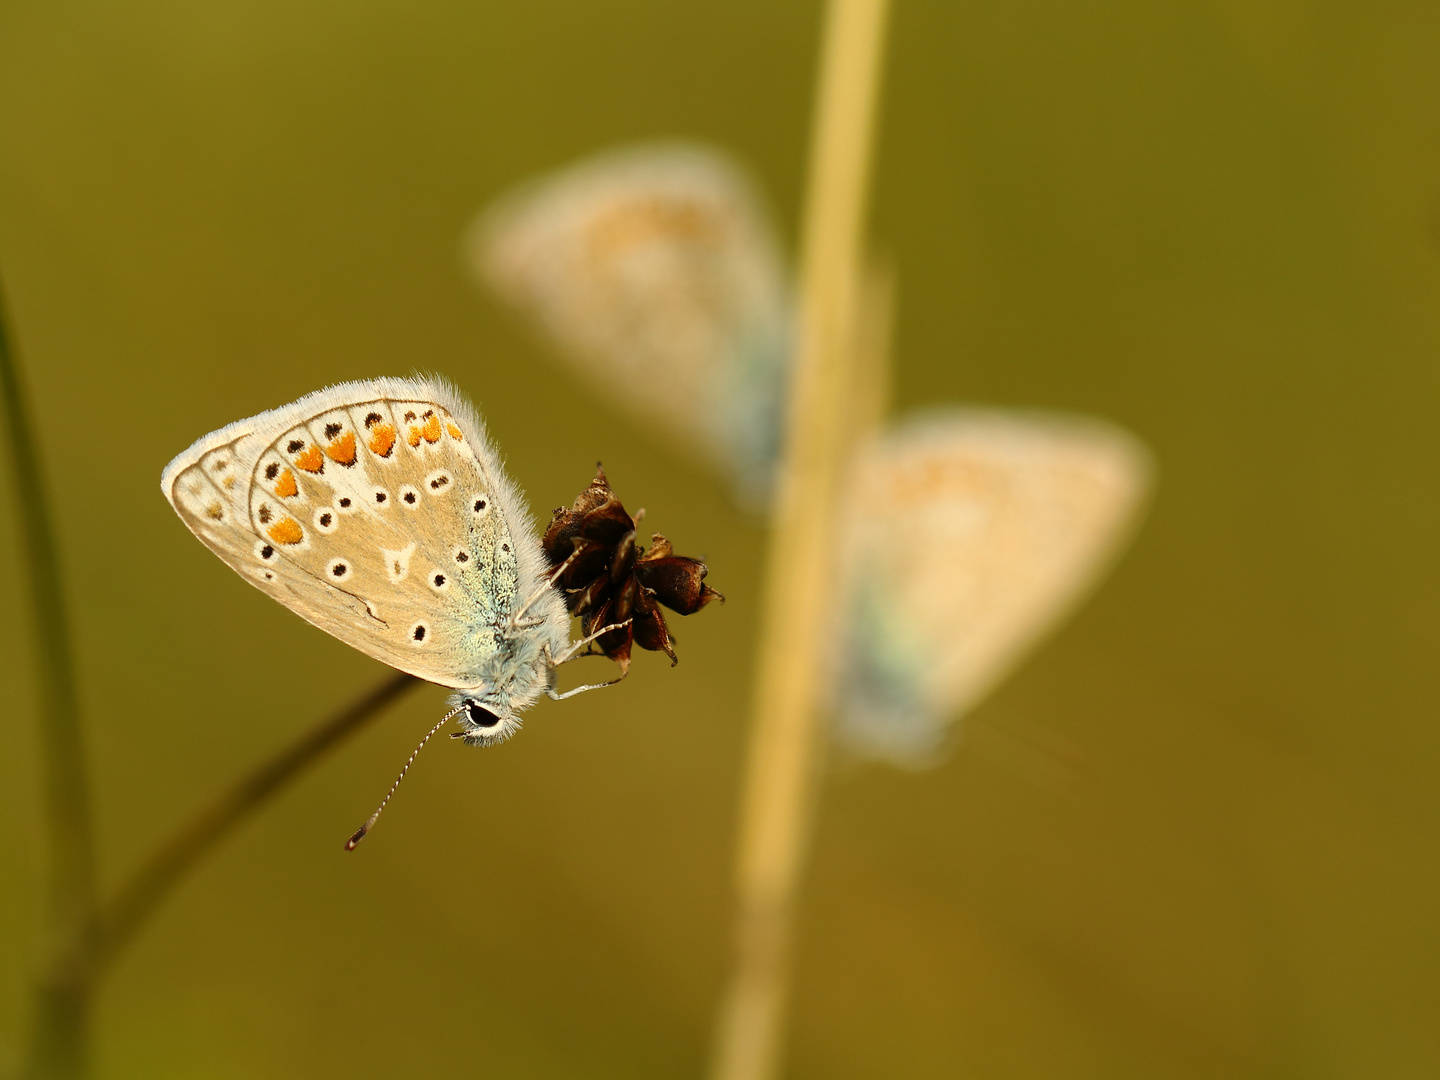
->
xmin=0 ymin=275 xmax=98 ymax=1080
xmin=90 ymin=670 xmax=421 ymax=974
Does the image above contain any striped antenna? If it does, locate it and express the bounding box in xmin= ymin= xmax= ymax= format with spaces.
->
xmin=345 ymin=703 xmax=467 ymax=850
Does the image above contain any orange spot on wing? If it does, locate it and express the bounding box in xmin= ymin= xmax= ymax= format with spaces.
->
xmin=421 ymin=415 xmax=442 ymax=442
xmin=407 ymin=425 xmax=423 ymax=448
xmin=368 ymin=423 xmax=396 ymax=457
xmin=267 ymin=517 xmax=304 ymax=544
xmin=293 ymin=445 xmax=325 ymax=473
xmin=446 ymin=423 xmax=463 ymax=440
xmin=205 ymin=501 xmax=224 ymax=520
xmin=326 ymin=431 xmax=357 ymax=465
xmin=274 ymin=468 xmax=298 ymax=498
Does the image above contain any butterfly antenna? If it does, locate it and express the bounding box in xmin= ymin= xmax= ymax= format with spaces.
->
xmin=345 ymin=703 xmax=466 ymax=850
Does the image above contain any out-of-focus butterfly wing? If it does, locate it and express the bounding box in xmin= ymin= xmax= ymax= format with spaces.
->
xmin=831 ymin=408 xmax=1153 ymax=765
xmin=161 ymin=376 xmax=566 ymax=690
xmin=471 ymin=143 xmax=790 ymax=503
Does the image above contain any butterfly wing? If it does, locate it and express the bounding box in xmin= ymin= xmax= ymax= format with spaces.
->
xmin=831 ymin=408 xmax=1154 ymax=765
xmin=161 ymin=376 xmax=565 ymax=690
xmin=471 ymin=143 xmax=791 ymax=502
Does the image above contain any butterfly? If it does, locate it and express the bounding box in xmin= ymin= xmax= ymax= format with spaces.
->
xmin=472 ymin=144 xmax=1154 ymax=766
xmin=470 ymin=143 xmax=791 ymax=506
xmin=832 ymin=409 xmax=1151 ymax=764
xmin=161 ymin=376 xmax=628 ymax=841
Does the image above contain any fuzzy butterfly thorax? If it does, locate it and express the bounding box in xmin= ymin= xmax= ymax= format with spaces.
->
xmin=543 ymin=466 xmax=722 ymax=672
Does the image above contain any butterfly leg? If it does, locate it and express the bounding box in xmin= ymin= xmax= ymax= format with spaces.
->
xmin=545 ymin=667 xmax=628 ymax=701
xmin=511 ymin=546 xmax=585 ymax=627
xmin=554 ymin=618 xmax=633 ymax=666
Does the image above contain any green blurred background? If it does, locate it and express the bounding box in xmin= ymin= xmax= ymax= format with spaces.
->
xmin=2 ymin=0 xmax=1438 ymax=1076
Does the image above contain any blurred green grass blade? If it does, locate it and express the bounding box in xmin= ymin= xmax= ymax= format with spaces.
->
xmin=0 ymin=275 xmax=98 ymax=1078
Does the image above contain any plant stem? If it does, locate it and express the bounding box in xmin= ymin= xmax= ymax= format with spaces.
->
xmin=709 ymin=1 xmax=893 ymax=1078
xmin=17 ymin=666 xmax=417 ymax=1080
xmin=849 ymin=259 xmax=896 ymax=439
xmin=0 ymin=276 xmax=99 ymax=1080
xmin=89 ymin=670 xmax=421 ymax=975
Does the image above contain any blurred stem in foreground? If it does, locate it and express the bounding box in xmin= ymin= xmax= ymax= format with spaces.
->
xmin=709 ymin=1 xmax=893 ymax=1078
xmin=0 ymin=276 xmax=99 ymax=1080
xmin=88 ymin=670 xmax=420 ymax=975
xmin=15 ymin=668 xmax=419 ymax=1079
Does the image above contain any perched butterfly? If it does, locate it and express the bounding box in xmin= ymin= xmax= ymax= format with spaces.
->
xmin=161 ymin=376 xmax=649 ymax=843
xmin=471 ymin=143 xmax=790 ymax=505
xmin=471 ymin=144 xmax=1155 ymax=766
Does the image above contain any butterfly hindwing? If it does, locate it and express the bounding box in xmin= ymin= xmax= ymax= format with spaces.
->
xmin=162 ymin=377 xmax=550 ymax=689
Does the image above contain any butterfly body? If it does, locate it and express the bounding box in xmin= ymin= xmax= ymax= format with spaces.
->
xmin=161 ymin=376 xmax=570 ymax=743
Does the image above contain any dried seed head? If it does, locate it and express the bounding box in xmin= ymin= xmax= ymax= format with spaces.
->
xmin=545 ymin=466 xmax=722 ymax=668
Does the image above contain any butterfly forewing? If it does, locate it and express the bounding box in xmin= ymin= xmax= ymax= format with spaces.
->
xmin=163 ymin=379 xmax=538 ymax=690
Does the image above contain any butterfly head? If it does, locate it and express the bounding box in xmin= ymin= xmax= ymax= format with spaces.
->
xmin=457 ymin=608 xmax=565 ymax=735
xmin=452 ymin=696 xmax=524 ymax=747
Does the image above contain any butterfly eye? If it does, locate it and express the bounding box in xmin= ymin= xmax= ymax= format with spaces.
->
xmin=465 ymin=701 xmax=501 ymax=729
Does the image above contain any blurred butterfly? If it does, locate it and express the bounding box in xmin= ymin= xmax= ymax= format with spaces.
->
xmin=833 ymin=409 xmax=1151 ymax=764
xmin=162 ymin=376 xmax=642 ymax=843
xmin=469 ymin=143 xmax=791 ymax=506
xmin=471 ymin=145 xmax=1154 ymax=766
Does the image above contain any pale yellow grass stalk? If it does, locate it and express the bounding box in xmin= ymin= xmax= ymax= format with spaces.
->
xmin=709 ymin=2 xmax=893 ymax=1078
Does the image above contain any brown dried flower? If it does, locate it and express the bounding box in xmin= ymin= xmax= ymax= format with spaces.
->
xmin=543 ymin=466 xmax=722 ymax=673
